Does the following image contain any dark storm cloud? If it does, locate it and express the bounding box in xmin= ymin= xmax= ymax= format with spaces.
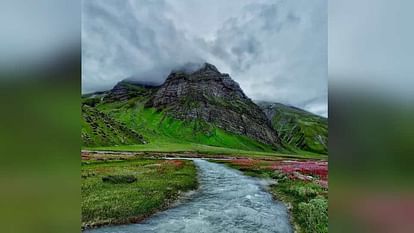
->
xmin=82 ymin=0 xmax=327 ymax=116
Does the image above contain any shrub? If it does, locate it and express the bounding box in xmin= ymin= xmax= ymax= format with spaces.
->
xmin=286 ymin=182 xmax=321 ymax=200
xmin=297 ymin=197 xmax=328 ymax=233
xmin=82 ymin=97 xmax=101 ymax=107
xmin=102 ymin=175 xmax=137 ymax=184
xmin=271 ymin=171 xmax=287 ymax=180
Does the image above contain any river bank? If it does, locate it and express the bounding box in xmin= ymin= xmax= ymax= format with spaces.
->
xmin=82 ymin=152 xmax=326 ymax=232
xmin=212 ymin=158 xmax=328 ymax=233
xmin=85 ymin=159 xmax=292 ymax=233
xmin=81 ymin=158 xmax=198 ymax=230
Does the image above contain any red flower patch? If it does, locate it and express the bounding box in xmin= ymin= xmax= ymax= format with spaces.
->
xmin=269 ymin=160 xmax=328 ymax=188
xmin=229 ymin=158 xmax=258 ymax=168
xmin=270 ymin=160 xmax=328 ymax=180
xmin=165 ymin=160 xmax=184 ymax=169
xmin=228 ymin=158 xmax=328 ymax=188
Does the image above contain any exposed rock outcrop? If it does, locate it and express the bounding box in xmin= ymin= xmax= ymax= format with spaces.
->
xmin=146 ymin=63 xmax=281 ymax=147
xmin=103 ymin=80 xmax=159 ymax=102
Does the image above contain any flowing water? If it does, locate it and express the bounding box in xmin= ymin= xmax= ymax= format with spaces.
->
xmin=85 ymin=159 xmax=292 ymax=233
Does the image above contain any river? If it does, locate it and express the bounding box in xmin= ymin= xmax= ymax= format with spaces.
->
xmin=85 ymin=159 xmax=292 ymax=233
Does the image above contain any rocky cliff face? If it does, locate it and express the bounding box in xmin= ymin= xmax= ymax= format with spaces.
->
xmin=146 ymin=63 xmax=281 ymax=147
xmin=103 ymin=80 xmax=159 ymax=102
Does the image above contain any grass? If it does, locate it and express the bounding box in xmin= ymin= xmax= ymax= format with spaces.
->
xmin=213 ymin=159 xmax=328 ymax=233
xmin=84 ymin=140 xmax=326 ymax=160
xmin=81 ymin=105 xmax=145 ymax=146
xmin=81 ymin=158 xmax=198 ymax=229
xmin=273 ymin=180 xmax=328 ymax=233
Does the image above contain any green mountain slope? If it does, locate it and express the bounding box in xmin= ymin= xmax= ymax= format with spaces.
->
xmin=81 ymin=104 xmax=146 ymax=147
xmin=258 ymin=102 xmax=328 ymax=154
xmin=93 ymin=97 xmax=276 ymax=152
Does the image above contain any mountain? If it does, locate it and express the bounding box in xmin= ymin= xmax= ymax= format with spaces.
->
xmin=146 ymin=63 xmax=280 ymax=147
xmin=81 ymin=62 xmax=327 ymax=155
xmin=258 ymin=102 xmax=328 ymax=154
xmin=81 ymin=64 xmax=280 ymax=152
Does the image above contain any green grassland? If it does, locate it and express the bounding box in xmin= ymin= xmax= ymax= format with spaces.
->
xmin=86 ymin=141 xmax=325 ymax=159
xmin=100 ymin=101 xmax=275 ymax=152
xmin=214 ymin=160 xmax=328 ymax=233
xmin=81 ymin=158 xmax=198 ymax=229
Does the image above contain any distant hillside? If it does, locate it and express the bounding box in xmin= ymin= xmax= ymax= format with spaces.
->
xmin=258 ymin=102 xmax=328 ymax=154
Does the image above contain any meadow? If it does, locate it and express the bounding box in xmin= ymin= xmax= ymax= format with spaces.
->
xmin=85 ymin=141 xmax=325 ymax=160
xmin=81 ymin=158 xmax=198 ymax=229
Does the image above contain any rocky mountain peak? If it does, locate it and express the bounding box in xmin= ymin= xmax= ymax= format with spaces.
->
xmin=171 ymin=62 xmax=220 ymax=75
xmin=165 ymin=63 xmax=245 ymax=97
xmin=147 ymin=63 xmax=281 ymax=147
xmin=197 ymin=62 xmax=220 ymax=73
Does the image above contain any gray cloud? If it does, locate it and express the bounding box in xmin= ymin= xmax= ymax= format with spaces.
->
xmin=0 ymin=0 xmax=79 ymax=72
xmin=82 ymin=0 xmax=327 ymax=116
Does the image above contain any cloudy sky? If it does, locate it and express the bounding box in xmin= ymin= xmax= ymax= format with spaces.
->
xmin=82 ymin=0 xmax=327 ymax=116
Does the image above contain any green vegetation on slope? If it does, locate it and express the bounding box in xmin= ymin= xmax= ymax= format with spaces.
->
xmin=94 ymin=98 xmax=278 ymax=153
xmin=81 ymin=104 xmax=145 ymax=147
xmin=81 ymin=158 xmax=197 ymax=229
xmin=260 ymin=102 xmax=328 ymax=154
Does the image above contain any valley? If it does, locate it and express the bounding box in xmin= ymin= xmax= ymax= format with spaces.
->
xmin=81 ymin=63 xmax=328 ymax=233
